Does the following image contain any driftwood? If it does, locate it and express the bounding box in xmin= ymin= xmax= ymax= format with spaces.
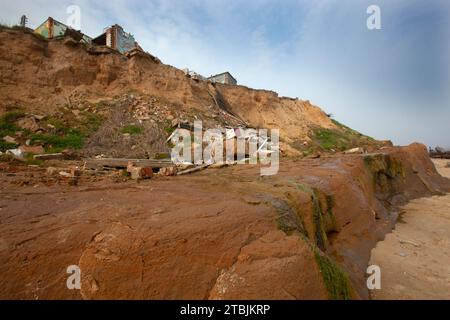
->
xmin=398 ymin=238 xmax=421 ymax=247
xmin=34 ymin=153 xmax=65 ymax=161
xmin=84 ymin=158 xmax=173 ymax=170
xmin=176 ymin=164 xmax=210 ymax=176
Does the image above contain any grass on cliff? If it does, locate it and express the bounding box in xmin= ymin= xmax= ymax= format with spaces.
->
xmin=0 ymin=109 xmax=104 ymax=154
xmin=268 ymin=181 xmax=351 ymax=300
xmin=313 ymin=128 xmax=350 ymax=151
xmin=308 ymin=119 xmax=375 ymax=153
xmin=29 ymin=132 xmax=85 ymax=153
xmin=314 ymin=248 xmax=352 ymax=300
xmin=271 ymin=193 xmax=308 ymax=237
xmin=121 ymin=125 xmax=143 ymax=135
xmin=34 ymin=111 xmax=104 ymax=153
xmin=0 ymin=24 xmax=48 ymax=41
xmin=0 ymin=111 xmax=23 ymax=151
xmin=296 ymin=183 xmax=329 ymax=250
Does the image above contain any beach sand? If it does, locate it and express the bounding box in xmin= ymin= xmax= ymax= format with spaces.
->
xmin=369 ymin=159 xmax=450 ymax=299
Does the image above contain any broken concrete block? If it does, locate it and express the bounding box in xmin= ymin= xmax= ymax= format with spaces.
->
xmin=225 ymin=128 xmax=236 ymax=140
xmin=57 ymin=170 xmax=79 ymax=186
xmin=19 ymin=145 xmax=45 ymax=155
xmin=159 ymin=166 xmax=177 ymax=176
xmin=59 ymin=171 xmax=72 ymax=178
xmin=46 ymin=167 xmax=58 ymax=177
xmin=140 ymin=167 xmax=154 ymax=179
xmin=16 ymin=117 xmax=39 ymax=132
xmin=6 ymin=148 xmax=23 ymax=158
xmin=69 ymin=166 xmax=82 ymax=177
xmin=3 ymin=136 xmax=17 ymax=144
xmin=129 ymin=166 xmax=153 ymax=180
xmin=344 ymin=147 xmax=365 ymax=154
xmin=126 ymin=161 xmax=134 ymax=173
xmin=129 ymin=167 xmax=142 ymax=180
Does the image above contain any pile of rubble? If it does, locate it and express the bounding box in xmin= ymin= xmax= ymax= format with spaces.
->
xmin=119 ymin=93 xmax=244 ymax=129
xmin=119 ymin=94 xmax=186 ymax=125
xmin=126 ymin=161 xmax=178 ymax=180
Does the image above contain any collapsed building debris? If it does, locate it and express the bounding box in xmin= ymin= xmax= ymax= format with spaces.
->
xmin=208 ymin=72 xmax=237 ymax=85
xmin=92 ymin=24 xmax=142 ymax=54
xmin=183 ymin=68 xmax=207 ymax=81
xmin=126 ymin=162 xmax=154 ymax=180
xmin=343 ymin=147 xmax=366 ymax=154
xmin=182 ymin=69 xmax=238 ymax=86
xmin=34 ymin=17 xmax=92 ymax=44
xmin=34 ymin=18 xmax=142 ymax=55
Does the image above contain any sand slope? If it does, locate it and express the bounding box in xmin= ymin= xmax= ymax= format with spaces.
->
xmin=370 ymin=159 xmax=450 ymax=299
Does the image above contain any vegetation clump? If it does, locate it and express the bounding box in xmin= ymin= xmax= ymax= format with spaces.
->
xmin=295 ymin=183 xmax=330 ymax=250
xmin=0 ymin=108 xmax=104 ymax=154
xmin=121 ymin=125 xmax=143 ymax=135
xmin=314 ymin=248 xmax=352 ymax=300
xmin=306 ymin=119 xmax=376 ymax=153
xmin=363 ymin=154 xmax=405 ymax=193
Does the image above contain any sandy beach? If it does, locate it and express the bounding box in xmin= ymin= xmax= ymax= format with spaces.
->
xmin=370 ymin=159 xmax=450 ymax=299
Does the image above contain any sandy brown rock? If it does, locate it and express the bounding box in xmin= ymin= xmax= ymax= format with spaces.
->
xmin=0 ymin=144 xmax=448 ymax=300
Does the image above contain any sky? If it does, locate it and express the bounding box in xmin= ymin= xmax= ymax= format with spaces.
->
xmin=1 ymin=0 xmax=449 ymax=148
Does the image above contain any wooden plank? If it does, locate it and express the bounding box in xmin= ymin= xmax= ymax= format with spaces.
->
xmin=84 ymin=158 xmax=173 ymax=169
xmin=34 ymin=153 xmax=65 ymax=161
xmin=176 ymin=164 xmax=210 ymax=176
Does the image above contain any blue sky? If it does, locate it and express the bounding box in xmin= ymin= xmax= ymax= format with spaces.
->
xmin=1 ymin=0 xmax=449 ymax=147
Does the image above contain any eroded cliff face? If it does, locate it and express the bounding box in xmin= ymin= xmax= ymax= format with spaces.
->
xmin=0 ymin=27 xmax=371 ymax=158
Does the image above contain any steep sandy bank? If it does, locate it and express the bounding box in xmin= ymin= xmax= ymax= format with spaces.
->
xmin=0 ymin=27 xmax=381 ymax=157
xmin=369 ymin=159 xmax=450 ymax=299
